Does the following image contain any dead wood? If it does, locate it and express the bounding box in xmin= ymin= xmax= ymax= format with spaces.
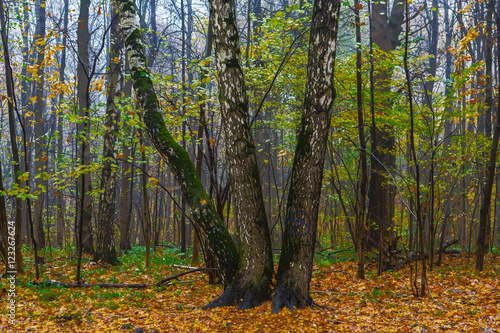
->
xmin=36 ymin=267 xmax=216 ymax=289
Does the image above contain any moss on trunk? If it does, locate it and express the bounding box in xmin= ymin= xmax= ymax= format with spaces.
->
xmin=117 ymin=0 xmax=238 ymax=286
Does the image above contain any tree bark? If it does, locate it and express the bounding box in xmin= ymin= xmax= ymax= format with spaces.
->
xmin=117 ymin=0 xmax=239 ymax=286
xmin=476 ymin=9 xmax=500 ymax=271
xmin=119 ymin=57 xmax=133 ymax=251
xmin=204 ymin=0 xmax=273 ymax=309
xmin=272 ymin=0 xmax=341 ymax=312
xmin=366 ymin=0 xmax=404 ymax=255
xmin=95 ymin=7 xmax=122 ymax=266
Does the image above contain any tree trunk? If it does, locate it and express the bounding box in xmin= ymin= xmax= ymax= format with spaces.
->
xmin=476 ymin=10 xmax=500 ymax=271
xmin=1 ymin=0 xmax=24 ymax=273
xmin=77 ymin=0 xmax=94 ymax=256
xmin=117 ymin=0 xmax=239 ymax=287
xmin=355 ymin=0 xmax=367 ymax=280
xmin=272 ymin=0 xmax=341 ymax=312
xmin=56 ymin=0 xmax=69 ymax=248
xmin=33 ymin=0 xmax=46 ymax=249
xmin=204 ymin=0 xmax=273 ymax=309
xmin=0 ymin=159 xmax=8 ymax=266
xmin=140 ymin=132 xmax=151 ymax=267
xmin=95 ymin=6 xmax=122 ymax=266
xmin=366 ymin=0 xmax=404 ymax=256
xmin=119 ymin=57 xmax=134 ymax=251
xmin=193 ymin=17 xmax=213 ymax=265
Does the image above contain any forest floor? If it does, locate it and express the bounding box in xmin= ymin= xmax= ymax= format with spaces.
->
xmin=0 ymin=246 xmax=499 ymax=332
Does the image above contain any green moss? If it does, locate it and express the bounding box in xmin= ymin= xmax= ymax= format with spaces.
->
xmin=120 ymin=0 xmax=136 ymax=14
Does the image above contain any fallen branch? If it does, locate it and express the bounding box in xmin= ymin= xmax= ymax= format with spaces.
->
xmin=156 ymin=268 xmax=216 ymax=286
xmin=38 ymin=280 xmax=152 ymax=289
xmin=172 ymin=264 xmax=199 ymax=270
xmin=326 ymin=247 xmax=353 ymax=257
xmin=36 ymin=267 xmax=217 ymax=289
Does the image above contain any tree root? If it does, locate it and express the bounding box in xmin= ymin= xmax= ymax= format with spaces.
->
xmin=203 ymin=277 xmax=271 ymax=310
xmin=272 ymin=283 xmax=312 ymax=313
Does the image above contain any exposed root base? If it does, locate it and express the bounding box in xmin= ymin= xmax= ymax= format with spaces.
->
xmin=271 ymin=284 xmax=313 ymax=313
xmin=93 ymin=254 xmax=121 ymax=267
xmin=203 ymin=279 xmax=271 ymax=310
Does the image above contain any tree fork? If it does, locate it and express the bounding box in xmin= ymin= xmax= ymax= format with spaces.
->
xmin=204 ymin=0 xmax=274 ymax=309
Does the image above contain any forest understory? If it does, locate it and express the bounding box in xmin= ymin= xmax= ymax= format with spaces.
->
xmin=1 ymin=247 xmax=499 ymax=332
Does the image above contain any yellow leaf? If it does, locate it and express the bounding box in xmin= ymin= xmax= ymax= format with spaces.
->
xmin=200 ymin=199 xmax=206 ymax=205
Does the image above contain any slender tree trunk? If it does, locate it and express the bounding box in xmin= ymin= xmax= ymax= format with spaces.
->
xmin=485 ymin=0 xmax=493 ymax=139
xmin=95 ymin=6 xmax=122 ymax=266
xmin=273 ymin=0 xmax=341 ymax=312
xmin=404 ymin=0 xmax=427 ymax=296
xmin=77 ymin=0 xmax=94 ymax=256
xmin=0 ymin=158 xmax=8 ymax=267
xmin=355 ymin=0 xmax=367 ymax=280
xmin=476 ymin=9 xmax=500 ymax=271
xmin=33 ymin=0 xmax=47 ymax=249
xmin=1 ymin=0 xmax=24 ymax=273
xmin=193 ymin=18 xmax=213 ymax=265
xmin=56 ymin=0 xmax=69 ymax=248
xmin=140 ymin=132 xmax=151 ymax=267
xmin=180 ymin=0 xmax=187 ymax=259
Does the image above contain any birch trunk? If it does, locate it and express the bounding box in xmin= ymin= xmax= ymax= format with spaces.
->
xmin=203 ymin=0 xmax=274 ymax=309
xmin=273 ymin=0 xmax=341 ymax=312
xmin=95 ymin=6 xmax=122 ymax=266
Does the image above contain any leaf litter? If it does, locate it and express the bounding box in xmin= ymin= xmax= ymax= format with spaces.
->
xmin=1 ymin=249 xmax=498 ymax=332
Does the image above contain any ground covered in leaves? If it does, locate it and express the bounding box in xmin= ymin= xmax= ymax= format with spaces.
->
xmin=1 ymin=247 xmax=499 ymax=332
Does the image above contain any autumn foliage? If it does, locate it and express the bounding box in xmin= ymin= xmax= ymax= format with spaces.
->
xmin=0 ymin=248 xmax=498 ymax=332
